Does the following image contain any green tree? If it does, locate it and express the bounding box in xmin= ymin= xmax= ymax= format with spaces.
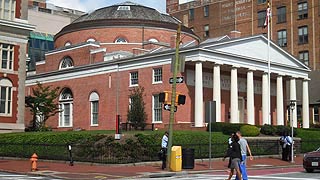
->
xmin=25 ymin=82 xmax=60 ymax=131
xmin=127 ymin=86 xmax=147 ymax=130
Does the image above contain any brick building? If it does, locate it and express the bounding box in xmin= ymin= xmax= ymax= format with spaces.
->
xmin=166 ymin=0 xmax=320 ymax=125
xmin=0 ymin=0 xmax=35 ymax=132
xmin=25 ymin=2 xmax=310 ymax=131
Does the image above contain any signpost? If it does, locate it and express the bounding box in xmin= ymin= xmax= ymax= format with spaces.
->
xmin=169 ymin=77 xmax=184 ymax=84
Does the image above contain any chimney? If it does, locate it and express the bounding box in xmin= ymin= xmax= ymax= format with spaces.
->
xmin=229 ymin=31 xmax=241 ymax=38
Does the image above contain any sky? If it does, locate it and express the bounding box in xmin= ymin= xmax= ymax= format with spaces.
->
xmin=47 ymin=0 xmax=167 ymax=13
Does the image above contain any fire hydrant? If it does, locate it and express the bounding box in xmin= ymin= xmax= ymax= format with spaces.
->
xmin=30 ymin=153 xmax=38 ymax=171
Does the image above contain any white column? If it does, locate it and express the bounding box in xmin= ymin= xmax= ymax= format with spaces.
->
xmin=194 ymin=62 xmax=204 ymax=127
xmin=290 ymin=78 xmax=297 ymax=128
xmin=302 ymin=79 xmax=309 ymax=128
xmin=230 ymin=67 xmax=238 ymax=123
xmin=276 ymin=75 xmax=284 ymax=125
xmin=213 ymin=64 xmax=221 ymax=122
xmin=262 ymin=73 xmax=269 ymax=125
xmin=247 ymin=70 xmax=255 ymax=125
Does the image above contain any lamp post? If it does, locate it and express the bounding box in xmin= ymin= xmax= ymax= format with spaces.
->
xmin=289 ymin=100 xmax=295 ymax=163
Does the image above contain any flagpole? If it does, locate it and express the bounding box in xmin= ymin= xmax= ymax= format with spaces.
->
xmin=267 ymin=2 xmax=271 ymax=125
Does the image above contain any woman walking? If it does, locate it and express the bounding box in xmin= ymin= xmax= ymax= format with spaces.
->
xmin=225 ymin=133 xmax=242 ymax=180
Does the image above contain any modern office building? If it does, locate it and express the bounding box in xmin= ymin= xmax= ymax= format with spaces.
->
xmin=0 ymin=0 xmax=35 ymax=132
xmin=25 ymin=2 xmax=310 ymax=131
xmin=167 ymin=0 xmax=319 ymax=125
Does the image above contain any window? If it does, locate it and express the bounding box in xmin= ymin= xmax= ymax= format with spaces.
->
xmin=204 ymin=5 xmax=209 ymax=17
xmin=59 ymin=88 xmax=73 ymax=127
xmin=0 ymin=43 xmax=14 ymax=71
xmin=115 ymin=37 xmax=128 ymax=43
xmin=298 ymin=26 xmax=308 ymax=44
xmin=299 ymin=51 xmax=309 ymax=66
xmin=130 ymin=71 xmax=138 ymax=86
xmin=59 ymin=56 xmax=74 ymax=69
xmin=38 ymin=8 xmax=52 ymax=14
xmin=152 ymin=94 xmax=162 ymax=123
xmin=153 ymin=68 xmax=162 ymax=83
xmin=258 ymin=10 xmax=266 ymax=27
xmin=148 ymin=38 xmax=159 ymax=43
xmin=86 ymin=38 xmax=96 ymax=42
xmin=64 ymin=42 xmax=71 ymax=46
xmin=204 ymin=24 xmax=209 ymax=37
xmin=0 ymin=0 xmax=16 ymax=20
xmin=277 ymin=30 xmax=287 ymax=47
xmin=314 ymin=106 xmax=319 ymax=123
xmin=117 ymin=6 xmax=130 ymax=10
xmin=189 ymin=8 xmax=194 ymax=20
xmin=257 ymin=0 xmax=267 ymax=4
xmin=0 ymin=79 xmax=12 ymax=116
xmin=89 ymin=92 xmax=99 ymax=126
xmin=277 ymin=6 xmax=286 ymax=23
xmin=298 ymin=2 xmax=308 ymax=19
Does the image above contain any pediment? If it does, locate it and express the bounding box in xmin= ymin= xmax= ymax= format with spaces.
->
xmin=201 ymin=35 xmax=309 ymax=70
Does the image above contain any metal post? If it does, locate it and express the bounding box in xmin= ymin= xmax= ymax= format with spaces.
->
xmin=289 ymin=100 xmax=295 ymax=163
xmin=209 ymin=118 xmax=212 ymax=169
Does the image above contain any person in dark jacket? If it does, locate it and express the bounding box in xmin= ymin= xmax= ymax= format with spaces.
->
xmin=225 ymin=134 xmax=242 ymax=180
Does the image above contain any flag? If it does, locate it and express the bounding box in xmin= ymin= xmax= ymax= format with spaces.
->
xmin=263 ymin=1 xmax=271 ymax=28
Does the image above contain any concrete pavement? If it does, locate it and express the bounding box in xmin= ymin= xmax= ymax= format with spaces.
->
xmin=0 ymin=155 xmax=303 ymax=179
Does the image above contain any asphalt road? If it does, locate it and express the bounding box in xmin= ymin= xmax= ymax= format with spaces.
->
xmin=0 ymin=172 xmax=60 ymax=180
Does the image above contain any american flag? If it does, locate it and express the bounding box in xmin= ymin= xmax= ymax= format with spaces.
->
xmin=264 ymin=1 xmax=271 ymax=28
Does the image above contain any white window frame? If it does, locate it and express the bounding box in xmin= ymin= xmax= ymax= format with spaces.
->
xmin=153 ymin=68 xmax=162 ymax=84
xmin=129 ymin=71 xmax=138 ymax=87
xmin=152 ymin=94 xmax=162 ymax=123
xmin=89 ymin=92 xmax=99 ymax=126
xmin=0 ymin=0 xmax=16 ymax=20
xmin=59 ymin=89 xmax=73 ymax=127
xmin=0 ymin=79 xmax=13 ymax=116
xmin=115 ymin=37 xmax=128 ymax=43
xmin=59 ymin=56 xmax=74 ymax=69
xmin=0 ymin=43 xmax=14 ymax=71
xmin=313 ymin=106 xmax=319 ymax=124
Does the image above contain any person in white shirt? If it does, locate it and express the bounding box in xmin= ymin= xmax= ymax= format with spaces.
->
xmin=161 ymin=131 xmax=169 ymax=170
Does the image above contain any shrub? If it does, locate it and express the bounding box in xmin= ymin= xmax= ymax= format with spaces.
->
xmin=221 ymin=123 xmax=247 ymax=135
xmin=260 ymin=124 xmax=276 ymax=135
xmin=207 ymin=122 xmax=227 ymax=132
xmin=240 ymin=125 xmax=260 ymax=137
xmin=275 ymin=125 xmax=290 ymax=136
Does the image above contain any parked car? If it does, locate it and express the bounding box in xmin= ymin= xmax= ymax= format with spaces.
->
xmin=303 ymin=147 xmax=320 ymax=172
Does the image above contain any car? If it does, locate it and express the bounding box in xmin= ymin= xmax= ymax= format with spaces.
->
xmin=303 ymin=147 xmax=320 ymax=172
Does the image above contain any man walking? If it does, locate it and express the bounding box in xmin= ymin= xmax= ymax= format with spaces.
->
xmin=236 ymin=131 xmax=253 ymax=180
xmin=161 ymin=131 xmax=169 ymax=170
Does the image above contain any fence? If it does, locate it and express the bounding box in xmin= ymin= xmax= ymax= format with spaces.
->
xmin=0 ymin=140 xmax=316 ymax=164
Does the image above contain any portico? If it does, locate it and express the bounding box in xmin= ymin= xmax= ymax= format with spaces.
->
xmin=185 ymin=35 xmax=310 ymax=128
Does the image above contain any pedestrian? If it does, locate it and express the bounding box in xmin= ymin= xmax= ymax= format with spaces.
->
xmin=285 ymin=133 xmax=293 ymax=161
xmin=279 ymin=132 xmax=287 ymax=161
xmin=161 ymin=131 xmax=169 ymax=170
xmin=236 ymin=131 xmax=253 ymax=180
xmin=225 ymin=134 xmax=242 ymax=180
xmin=223 ymin=133 xmax=234 ymax=168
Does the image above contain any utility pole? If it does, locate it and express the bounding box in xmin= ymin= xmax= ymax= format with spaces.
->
xmin=167 ymin=24 xmax=181 ymax=169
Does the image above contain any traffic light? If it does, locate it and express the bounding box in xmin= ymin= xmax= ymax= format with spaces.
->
xmin=159 ymin=92 xmax=169 ymax=103
xmin=175 ymin=94 xmax=186 ymax=105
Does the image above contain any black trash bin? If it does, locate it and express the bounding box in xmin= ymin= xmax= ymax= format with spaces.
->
xmin=182 ymin=148 xmax=195 ymax=169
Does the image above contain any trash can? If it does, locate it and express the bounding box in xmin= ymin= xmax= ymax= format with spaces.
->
xmin=170 ymin=146 xmax=182 ymax=172
xmin=182 ymin=148 xmax=195 ymax=169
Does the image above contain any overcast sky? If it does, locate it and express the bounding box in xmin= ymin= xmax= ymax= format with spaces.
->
xmin=47 ymin=0 xmax=167 ymax=13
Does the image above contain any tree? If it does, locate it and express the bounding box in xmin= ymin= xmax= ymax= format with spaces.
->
xmin=127 ymin=86 xmax=147 ymax=130
xmin=25 ymin=82 xmax=60 ymax=131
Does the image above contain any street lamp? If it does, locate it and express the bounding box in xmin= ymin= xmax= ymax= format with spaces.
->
xmin=289 ymin=100 xmax=296 ymax=163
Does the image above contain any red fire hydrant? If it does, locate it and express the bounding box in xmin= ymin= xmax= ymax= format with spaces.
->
xmin=30 ymin=153 xmax=38 ymax=171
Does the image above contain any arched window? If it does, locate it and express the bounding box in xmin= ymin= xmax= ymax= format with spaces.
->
xmin=89 ymin=92 xmax=99 ymax=126
xmin=59 ymin=88 xmax=73 ymax=127
xmin=115 ymin=37 xmax=128 ymax=43
xmin=64 ymin=41 xmax=71 ymax=46
xmin=86 ymin=38 xmax=96 ymax=42
xmin=0 ymin=79 xmax=12 ymax=116
xmin=59 ymin=56 xmax=74 ymax=69
xmin=148 ymin=38 xmax=159 ymax=43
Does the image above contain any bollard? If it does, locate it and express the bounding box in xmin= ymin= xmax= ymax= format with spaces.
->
xmin=30 ymin=153 xmax=38 ymax=171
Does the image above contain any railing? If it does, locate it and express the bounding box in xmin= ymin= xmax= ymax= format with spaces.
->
xmin=120 ymin=123 xmax=154 ymax=131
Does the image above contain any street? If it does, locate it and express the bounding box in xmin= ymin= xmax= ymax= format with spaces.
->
xmin=0 ymin=172 xmax=60 ymax=180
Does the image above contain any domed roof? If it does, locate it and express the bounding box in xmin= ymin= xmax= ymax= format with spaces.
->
xmin=55 ymin=1 xmax=196 ymax=40
xmin=72 ymin=1 xmax=178 ymax=24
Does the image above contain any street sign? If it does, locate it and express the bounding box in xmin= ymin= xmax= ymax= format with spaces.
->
xmin=169 ymin=77 xmax=184 ymax=84
xmin=163 ymin=104 xmax=177 ymax=112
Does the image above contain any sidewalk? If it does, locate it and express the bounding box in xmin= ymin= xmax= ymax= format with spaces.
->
xmin=0 ymin=155 xmax=303 ymax=179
